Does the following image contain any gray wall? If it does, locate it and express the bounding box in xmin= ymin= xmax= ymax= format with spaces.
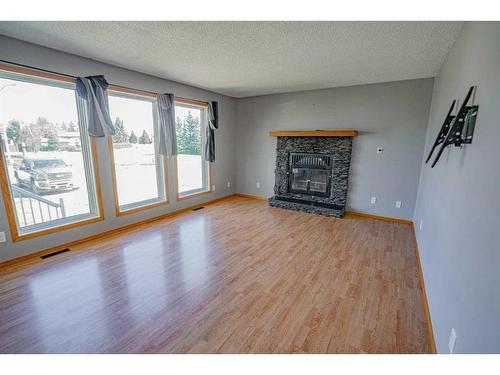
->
xmin=2 ymin=22 xmax=499 ymax=354
xmin=0 ymin=36 xmax=237 ymax=262
xmin=235 ymin=79 xmax=434 ymax=220
xmin=414 ymin=22 xmax=500 ymax=353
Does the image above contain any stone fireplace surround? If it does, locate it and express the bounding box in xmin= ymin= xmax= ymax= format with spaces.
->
xmin=268 ymin=134 xmax=354 ymax=217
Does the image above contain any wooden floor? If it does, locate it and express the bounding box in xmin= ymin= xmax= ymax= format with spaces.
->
xmin=0 ymin=196 xmax=431 ymax=353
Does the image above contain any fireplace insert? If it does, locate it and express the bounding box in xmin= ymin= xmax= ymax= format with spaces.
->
xmin=288 ymin=153 xmax=333 ymax=197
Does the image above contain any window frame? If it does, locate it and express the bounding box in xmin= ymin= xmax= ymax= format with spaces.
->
xmin=0 ymin=63 xmax=104 ymax=242
xmin=174 ymin=98 xmax=213 ymax=201
xmin=107 ymin=88 xmax=169 ymax=216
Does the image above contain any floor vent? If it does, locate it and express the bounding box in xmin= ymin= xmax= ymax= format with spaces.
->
xmin=193 ymin=206 xmax=205 ymax=211
xmin=40 ymin=248 xmax=71 ymax=259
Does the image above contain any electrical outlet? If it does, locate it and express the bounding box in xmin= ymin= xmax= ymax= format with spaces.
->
xmin=212 ymin=185 xmax=215 ymax=191
xmin=395 ymin=201 xmax=402 ymax=208
xmin=370 ymin=197 xmax=376 ymax=204
xmin=256 ymin=182 xmax=261 ymax=189
xmin=226 ymin=181 xmax=231 ymax=188
xmin=0 ymin=231 xmax=6 ymax=243
xmin=377 ymin=147 xmax=384 ymax=155
xmin=449 ymin=328 xmax=457 ymax=354
xmin=419 ymin=219 xmax=423 ymax=231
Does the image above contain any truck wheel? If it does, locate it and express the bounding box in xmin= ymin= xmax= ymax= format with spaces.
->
xmin=31 ymin=179 xmax=41 ymax=195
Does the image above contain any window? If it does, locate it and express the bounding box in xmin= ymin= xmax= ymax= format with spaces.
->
xmin=0 ymin=67 xmax=102 ymax=240
xmin=108 ymin=91 xmax=167 ymax=214
xmin=174 ymin=101 xmax=211 ymax=199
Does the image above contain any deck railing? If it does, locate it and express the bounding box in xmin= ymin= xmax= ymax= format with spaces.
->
xmin=11 ymin=185 xmax=66 ymax=227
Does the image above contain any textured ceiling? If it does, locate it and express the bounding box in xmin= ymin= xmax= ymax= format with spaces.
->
xmin=0 ymin=21 xmax=462 ymax=98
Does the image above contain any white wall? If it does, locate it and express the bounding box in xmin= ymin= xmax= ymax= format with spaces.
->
xmin=0 ymin=35 xmax=237 ymax=262
xmin=235 ymin=79 xmax=434 ymax=220
xmin=414 ymin=22 xmax=500 ymax=353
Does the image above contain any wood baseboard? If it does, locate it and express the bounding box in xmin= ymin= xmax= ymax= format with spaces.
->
xmin=412 ymin=224 xmax=437 ymax=353
xmin=345 ymin=211 xmax=413 ymax=225
xmin=234 ymin=193 xmax=268 ymax=201
xmin=0 ymin=194 xmax=237 ymax=270
xmin=235 ymin=194 xmax=413 ymax=225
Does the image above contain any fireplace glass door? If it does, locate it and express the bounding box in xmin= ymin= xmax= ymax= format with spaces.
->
xmin=288 ymin=153 xmax=333 ymax=197
xmin=290 ymin=168 xmax=309 ymax=192
xmin=290 ymin=168 xmax=330 ymax=196
xmin=309 ymin=169 xmax=329 ymax=194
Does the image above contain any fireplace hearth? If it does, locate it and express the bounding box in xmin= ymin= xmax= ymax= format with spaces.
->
xmin=268 ymin=133 xmax=355 ymax=217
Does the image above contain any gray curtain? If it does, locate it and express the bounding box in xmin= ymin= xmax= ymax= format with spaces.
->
xmin=204 ymin=101 xmax=218 ymax=162
xmin=156 ymin=94 xmax=177 ymax=157
xmin=76 ymin=75 xmax=114 ymax=137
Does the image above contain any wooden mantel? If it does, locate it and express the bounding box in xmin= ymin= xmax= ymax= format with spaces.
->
xmin=269 ymin=130 xmax=358 ymax=137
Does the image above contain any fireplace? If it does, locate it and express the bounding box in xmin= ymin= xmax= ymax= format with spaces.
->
xmin=289 ymin=153 xmax=333 ymax=197
xmin=268 ymin=131 xmax=356 ymax=217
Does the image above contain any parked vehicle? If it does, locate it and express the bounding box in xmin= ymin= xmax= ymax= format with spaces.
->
xmin=14 ymin=157 xmax=75 ymax=195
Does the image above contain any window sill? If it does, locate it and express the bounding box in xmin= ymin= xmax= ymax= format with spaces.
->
xmin=116 ymin=199 xmax=169 ymax=217
xmin=12 ymin=214 xmax=104 ymax=242
xmin=176 ymin=189 xmax=213 ymax=202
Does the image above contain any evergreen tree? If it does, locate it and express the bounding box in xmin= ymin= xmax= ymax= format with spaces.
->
xmin=129 ymin=130 xmax=138 ymax=144
xmin=139 ymin=129 xmax=152 ymax=144
xmin=6 ymin=120 xmax=22 ymax=147
xmin=175 ymin=111 xmax=201 ymax=155
xmin=175 ymin=116 xmax=187 ymax=153
xmin=46 ymin=135 xmax=59 ymax=151
xmin=112 ymin=117 xmax=129 ymax=143
xmin=183 ymin=111 xmax=201 ymax=155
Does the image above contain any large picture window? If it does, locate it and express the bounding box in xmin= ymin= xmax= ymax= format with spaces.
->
xmin=108 ymin=91 xmax=167 ymax=214
xmin=0 ymin=67 xmax=102 ymax=240
xmin=174 ymin=101 xmax=211 ymax=199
